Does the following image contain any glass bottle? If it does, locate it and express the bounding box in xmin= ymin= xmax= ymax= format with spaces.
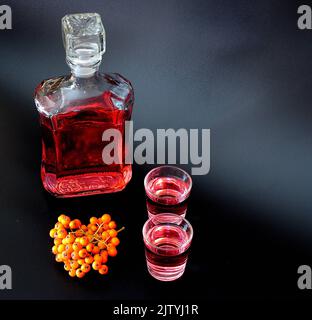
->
xmin=34 ymin=13 xmax=134 ymax=197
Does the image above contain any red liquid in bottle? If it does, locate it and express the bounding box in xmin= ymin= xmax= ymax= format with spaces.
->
xmin=35 ymin=14 xmax=134 ymax=197
xmin=38 ymin=91 xmax=132 ymax=198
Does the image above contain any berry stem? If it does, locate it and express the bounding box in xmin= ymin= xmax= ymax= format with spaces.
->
xmin=90 ymin=222 xmax=104 ymax=242
xmin=117 ymin=226 xmax=125 ymax=233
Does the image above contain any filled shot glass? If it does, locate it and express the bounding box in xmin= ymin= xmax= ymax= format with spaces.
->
xmin=142 ymin=213 xmax=193 ymax=281
xmin=144 ymin=166 xmax=192 ymax=218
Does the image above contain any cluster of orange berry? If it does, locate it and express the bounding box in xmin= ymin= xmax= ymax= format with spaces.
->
xmin=49 ymin=213 xmax=123 ymax=278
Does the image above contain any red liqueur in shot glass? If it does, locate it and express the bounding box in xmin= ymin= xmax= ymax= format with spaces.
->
xmin=142 ymin=213 xmax=193 ymax=281
xmin=144 ymin=166 xmax=192 ymax=218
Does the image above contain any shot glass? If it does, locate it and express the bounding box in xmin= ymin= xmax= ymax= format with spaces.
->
xmin=145 ymin=197 xmax=189 ymax=218
xmin=142 ymin=213 xmax=193 ymax=281
xmin=144 ymin=166 xmax=192 ymax=218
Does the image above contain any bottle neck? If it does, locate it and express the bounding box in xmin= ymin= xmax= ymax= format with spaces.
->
xmin=70 ymin=65 xmax=99 ymax=78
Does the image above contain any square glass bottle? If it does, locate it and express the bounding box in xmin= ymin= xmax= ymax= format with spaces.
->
xmin=34 ymin=13 xmax=134 ymax=197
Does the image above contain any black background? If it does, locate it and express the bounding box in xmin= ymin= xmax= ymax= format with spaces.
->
xmin=0 ymin=0 xmax=312 ymax=302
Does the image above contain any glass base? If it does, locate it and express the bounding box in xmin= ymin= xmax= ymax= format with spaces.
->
xmin=146 ymin=261 xmax=186 ymax=282
xmin=42 ymin=167 xmax=132 ymax=198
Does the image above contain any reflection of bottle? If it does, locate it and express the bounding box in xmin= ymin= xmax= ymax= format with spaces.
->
xmin=34 ymin=13 xmax=134 ymax=198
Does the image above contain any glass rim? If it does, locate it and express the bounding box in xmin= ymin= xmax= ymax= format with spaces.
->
xmin=142 ymin=213 xmax=194 ymax=253
xmin=144 ymin=165 xmax=193 ymax=203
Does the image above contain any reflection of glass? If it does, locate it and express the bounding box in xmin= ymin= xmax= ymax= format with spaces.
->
xmin=146 ymin=197 xmax=188 ymax=218
xmin=142 ymin=213 xmax=193 ymax=281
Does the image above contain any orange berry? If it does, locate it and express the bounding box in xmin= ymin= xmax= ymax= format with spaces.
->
xmin=78 ymin=259 xmax=84 ymax=265
xmin=79 ymin=236 xmax=89 ymax=246
xmin=90 ymin=217 xmax=98 ymax=225
xmin=101 ymin=231 xmax=109 ymax=240
xmin=52 ymin=245 xmax=58 ymax=255
xmin=57 ymin=244 xmax=66 ymax=253
xmin=72 ymin=242 xmax=82 ymax=251
xmin=69 ymin=221 xmax=76 ymax=229
xmin=79 ymin=249 xmax=88 ymax=258
xmin=76 ymin=269 xmax=85 ymax=278
xmin=64 ymin=263 xmax=71 ymax=271
xmin=61 ymin=216 xmax=71 ymax=227
xmin=61 ymin=251 xmax=70 ymax=260
xmin=89 ymin=225 xmax=97 ymax=233
xmin=108 ymin=246 xmax=118 ymax=257
xmin=108 ymin=229 xmax=117 ymax=238
xmin=55 ymin=254 xmax=63 ymax=262
xmin=110 ymin=237 xmax=120 ymax=247
xmin=92 ymin=246 xmax=100 ymax=254
xmin=54 ymin=238 xmax=62 ymax=246
xmin=75 ymin=237 xmax=81 ymax=243
xmin=58 ymin=215 xmax=70 ymax=228
xmin=86 ymin=243 xmax=94 ymax=252
xmin=92 ymin=261 xmax=101 ymax=271
xmin=58 ymin=214 xmax=66 ymax=223
xmin=108 ymin=221 xmax=117 ymax=229
xmin=81 ymin=225 xmax=88 ymax=232
xmin=65 ymin=244 xmax=73 ymax=253
xmin=85 ymin=256 xmax=94 ymax=264
xmin=57 ymin=229 xmax=67 ymax=239
xmin=97 ymin=217 xmax=103 ymax=224
xmin=68 ymin=269 xmax=76 ymax=277
xmin=70 ymin=260 xmax=79 ymax=269
xmin=81 ymin=264 xmax=91 ymax=273
xmin=75 ymin=229 xmax=84 ymax=237
xmin=49 ymin=228 xmax=57 ymax=238
xmin=94 ymin=254 xmax=102 ymax=263
xmin=71 ymin=251 xmax=79 ymax=260
xmin=98 ymin=265 xmax=108 ymax=275
xmin=98 ymin=242 xmax=106 ymax=249
xmin=69 ymin=219 xmax=81 ymax=229
xmin=54 ymin=222 xmax=64 ymax=230
xmin=101 ymin=254 xmax=108 ymax=264
xmin=101 ymin=250 xmax=108 ymax=259
xmin=64 ymin=260 xmax=71 ymax=266
xmin=101 ymin=214 xmax=111 ymax=224
xmin=66 ymin=233 xmax=75 ymax=243
xmin=103 ymin=224 xmax=109 ymax=231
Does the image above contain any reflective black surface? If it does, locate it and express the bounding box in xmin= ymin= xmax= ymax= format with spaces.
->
xmin=0 ymin=0 xmax=311 ymax=301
